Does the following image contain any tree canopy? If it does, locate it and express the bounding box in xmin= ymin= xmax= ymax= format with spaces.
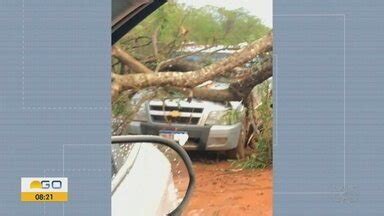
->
xmin=115 ymin=2 xmax=270 ymax=61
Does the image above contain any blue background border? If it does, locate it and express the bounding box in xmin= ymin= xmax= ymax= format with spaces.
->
xmin=274 ymin=1 xmax=384 ymax=215
xmin=0 ymin=1 xmax=110 ymax=215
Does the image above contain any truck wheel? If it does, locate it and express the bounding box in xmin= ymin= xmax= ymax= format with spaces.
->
xmin=226 ymin=120 xmax=247 ymax=159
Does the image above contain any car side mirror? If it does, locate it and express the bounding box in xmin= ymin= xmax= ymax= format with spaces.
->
xmin=111 ymin=135 xmax=195 ymax=216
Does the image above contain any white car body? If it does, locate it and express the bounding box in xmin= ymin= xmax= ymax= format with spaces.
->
xmin=112 ymin=143 xmax=178 ymax=216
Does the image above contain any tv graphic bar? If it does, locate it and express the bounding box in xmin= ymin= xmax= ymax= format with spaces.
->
xmin=21 ymin=177 xmax=68 ymax=202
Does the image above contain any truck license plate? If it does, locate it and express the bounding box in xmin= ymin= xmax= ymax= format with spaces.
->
xmin=159 ymin=130 xmax=189 ymax=146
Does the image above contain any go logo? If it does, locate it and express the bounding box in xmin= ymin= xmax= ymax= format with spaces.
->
xmin=30 ymin=179 xmax=63 ymax=190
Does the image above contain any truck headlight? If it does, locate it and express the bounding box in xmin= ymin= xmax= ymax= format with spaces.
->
xmin=205 ymin=111 xmax=227 ymax=125
xmin=205 ymin=110 xmax=230 ymax=125
xmin=132 ymin=106 xmax=148 ymax=122
xmin=205 ymin=110 xmax=242 ymax=125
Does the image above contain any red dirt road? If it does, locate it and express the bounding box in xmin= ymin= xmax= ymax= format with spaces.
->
xmin=183 ymin=161 xmax=272 ymax=216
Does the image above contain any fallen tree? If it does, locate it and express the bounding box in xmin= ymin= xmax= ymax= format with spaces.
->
xmin=112 ymin=31 xmax=273 ymax=101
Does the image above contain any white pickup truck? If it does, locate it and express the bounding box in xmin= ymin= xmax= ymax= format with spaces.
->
xmin=128 ymin=97 xmax=245 ymax=153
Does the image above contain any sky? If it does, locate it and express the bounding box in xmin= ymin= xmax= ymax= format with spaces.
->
xmin=177 ymin=0 xmax=273 ymax=28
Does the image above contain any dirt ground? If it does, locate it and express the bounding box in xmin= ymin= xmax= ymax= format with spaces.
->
xmin=182 ymin=154 xmax=273 ymax=216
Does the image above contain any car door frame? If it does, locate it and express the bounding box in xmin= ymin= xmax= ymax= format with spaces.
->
xmin=112 ymin=0 xmax=167 ymax=44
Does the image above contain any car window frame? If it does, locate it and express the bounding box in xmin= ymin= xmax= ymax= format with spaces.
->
xmin=112 ymin=0 xmax=167 ymax=44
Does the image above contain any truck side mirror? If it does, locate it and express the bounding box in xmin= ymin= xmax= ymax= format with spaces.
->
xmin=111 ymin=135 xmax=195 ymax=216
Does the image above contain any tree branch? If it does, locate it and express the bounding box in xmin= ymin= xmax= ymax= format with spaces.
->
xmin=111 ymin=46 xmax=153 ymax=74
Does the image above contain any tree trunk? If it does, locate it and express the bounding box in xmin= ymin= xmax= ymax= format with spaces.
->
xmin=181 ymin=56 xmax=272 ymax=102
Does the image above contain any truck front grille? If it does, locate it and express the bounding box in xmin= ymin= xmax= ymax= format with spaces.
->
xmin=149 ymin=105 xmax=203 ymax=113
xmin=149 ymin=105 xmax=203 ymax=125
